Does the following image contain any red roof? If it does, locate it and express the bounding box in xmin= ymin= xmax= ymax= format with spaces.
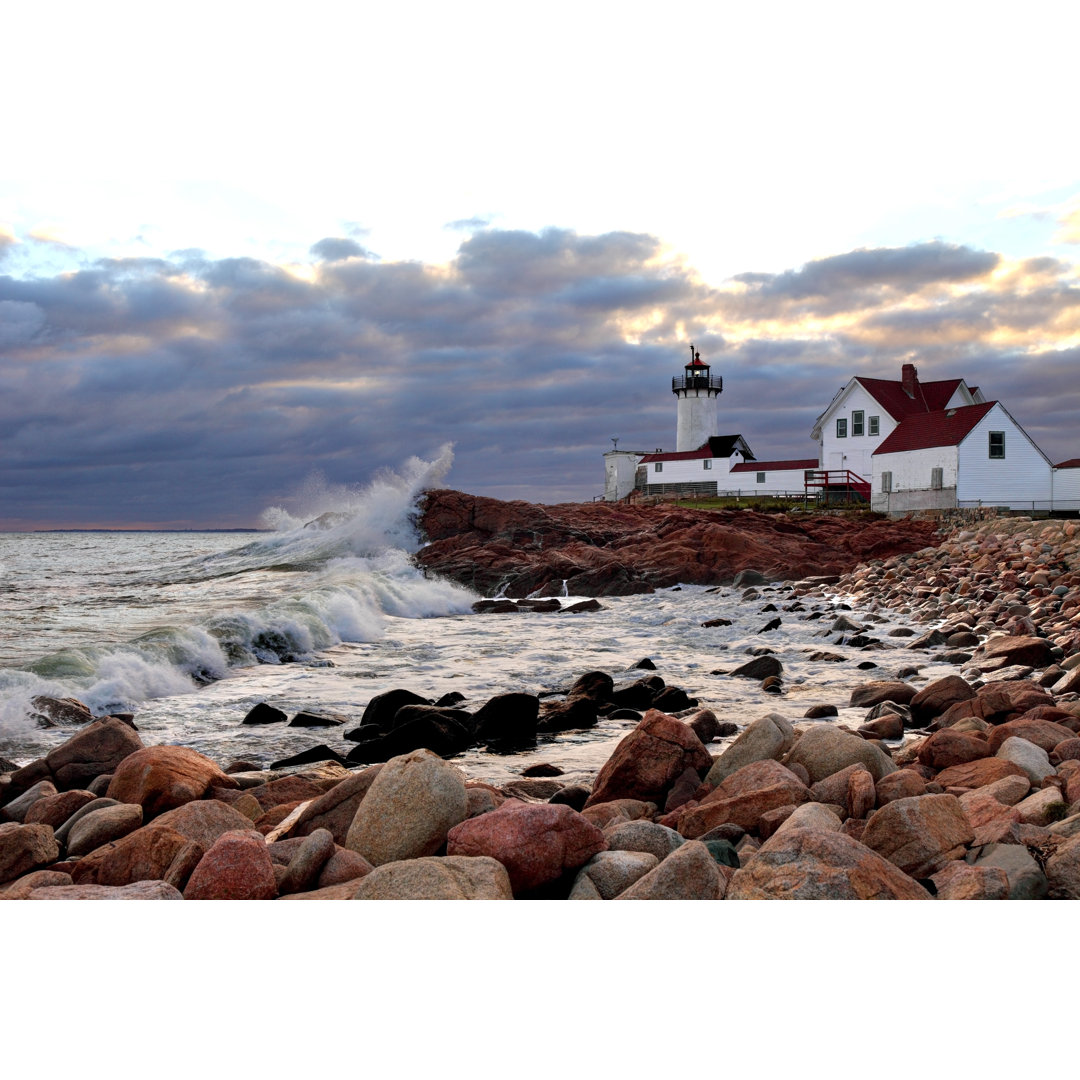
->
xmin=1056 ymin=458 xmax=1080 ymax=469
xmin=639 ymin=435 xmax=749 ymax=464
xmin=857 ymin=376 xmax=964 ymax=420
xmin=873 ymin=402 xmax=996 ymax=455
xmin=730 ymin=459 xmax=819 ymax=472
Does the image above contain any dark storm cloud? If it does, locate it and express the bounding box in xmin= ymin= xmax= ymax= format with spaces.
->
xmin=309 ymin=237 xmax=371 ymax=261
xmin=1 ymin=228 xmax=1078 ymax=527
xmin=734 ymin=241 xmax=999 ymax=299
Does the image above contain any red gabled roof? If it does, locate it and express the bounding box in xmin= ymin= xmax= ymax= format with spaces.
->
xmin=857 ymin=376 xmax=964 ymax=420
xmin=639 ymin=435 xmax=750 ymax=464
xmin=1056 ymin=458 xmax=1080 ymax=469
xmin=730 ymin=459 xmax=819 ymax=472
xmin=873 ymin=402 xmax=997 ymax=455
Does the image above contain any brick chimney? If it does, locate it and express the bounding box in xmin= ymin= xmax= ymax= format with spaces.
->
xmin=901 ymin=363 xmax=919 ymax=398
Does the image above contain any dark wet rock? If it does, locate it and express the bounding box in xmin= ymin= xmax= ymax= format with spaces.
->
xmin=651 ymin=686 xmax=696 ymax=712
xmin=702 ymin=617 xmax=733 ymax=627
xmin=522 ymin=763 xmax=564 ymax=777
xmin=758 ymin=618 xmax=782 ymax=633
xmin=804 ymin=704 xmax=838 ymax=719
xmin=548 ymin=784 xmax=591 ymax=811
xmin=561 ymin=599 xmax=604 ymax=613
xmin=609 ymin=676 xmax=664 ymax=710
xmin=434 ymin=692 xmax=467 ymax=707
xmin=288 ymin=711 xmax=346 ymax=728
xmin=241 ymin=703 xmax=287 ymax=726
xmin=353 ymin=689 xmax=431 ymax=735
xmin=30 ymin=696 xmax=95 ymax=725
xmin=537 ymin=697 xmax=599 ymax=733
xmin=269 ymin=745 xmax=347 ymax=771
xmin=225 ymin=759 xmax=264 ymax=774
xmin=730 ymin=655 xmax=783 ymax=680
xmin=473 ymin=693 xmax=540 ymax=748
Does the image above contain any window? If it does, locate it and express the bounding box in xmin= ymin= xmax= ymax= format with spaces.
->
xmin=881 ymin=471 xmax=892 ymax=493
xmin=804 ymin=469 xmax=815 ymax=482
xmin=931 ymin=467 xmax=943 ymax=490
xmin=756 ymin=472 xmax=766 ymax=484
xmin=836 ymin=418 xmax=847 ymax=438
xmin=869 ymin=416 xmax=880 ymax=436
xmin=654 ymin=462 xmax=663 ymax=473
xmin=989 ymin=431 xmax=1005 ymax=459
xmin=852 ymin=410 xmax=864 ymax=436
xmin=703 ymin=459 xmax=712 ymax=470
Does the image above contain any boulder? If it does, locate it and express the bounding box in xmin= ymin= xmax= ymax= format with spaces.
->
xmin=278 ymin=828 xmax=337 ymax=895
xmin=0 ymin=822 xmax=60 ymax=885
xmin=75 ymin=825 xmax=202 ymax=889
xmin=1013 ymin=787 xmax=1067 ymax=827
xmin=615 ymin=840 xmax=725 ymax=900
xmin=985 ymin=718 xmax=1076 ymax=755
xmin=1045 ymin=834 xmax=1080 ymax=899
xmin=352 ymin=856 xmax=513 ymax=899
xmin=345 ymin=749 xmax=468 ymax=866
xmin=908 ymin=675 xmax=976 ymax=728
xmin=875 ymin=770 xmax=928 ymax=805
xmin=568 ymin=850 xmax=659 ymax=899
xmin=579 ymin=799 xmax=656 ymax=829
xmin=934 ymin=757 xmax=1028 ymax=791
xmin=584 ymin=709 xmax=711 ymax=808
xmin=473 ymin=692 xmax=540 ymax=747
xmin=315 ymin=848 xmax=374 ymax=888
xmin=678 ymin=759 xmax=809 ymax=838
xmin=969 ymin=843 xmax=1048 ymax=900
xmin=29 ymin=880 xmax=184 ymax=900
xmin=782 ymin=725 xmax=896 ymax=784
xmin=604 ymin=820 xmax=684 ymax=862
xmin=23 ymin=789 xmax=97 ymax=829
xmin=290 ymin=766 xmax=383 ymax=845
xmin=0 ymin=870 xmax=74 ymax=899
xmin=248 ymin=775 xmax=327 ymax=812
xmin=930 ymin=861 xmax=1010 ymax=900
xmin=729 ymin=655 xmax=784 ymax=680
xmin=106 ymin=745 xmax=237 ymax=818
xmin=727 ymin=827 xmax=932 ymax=899
xmin=995 ymin=737 xmax=1055 ymax=786
xmin=862 ymin=794 xmax=973 ymax=878
xmin=446 ymin=802 xmax=606 ymax=894
xmin=916 ymin=730 xmax=990 ymax=772
xmin=849 ymin=681 xmax=917 ymax=709
xmin=1 ymin=780 xmax=58 ymax=823
xmin=184 ymin=829 xmax=278 ymax=900
xmin=771 ymin=802 xmax=843 ymax=841
xmin=704 ymin=714 xmax=795 ymax=787
xmin=241 ymin=703 xmax=287 ymax=725
xmin=66 ymin=803 xmax=144 ymax=858
xmin=44 ymin=717 xmax=144 ymax=790
xmin=151 ymin=800 xmax=259 ymax=850
xmin=979 ymin=634 xmax=1057 ymax=669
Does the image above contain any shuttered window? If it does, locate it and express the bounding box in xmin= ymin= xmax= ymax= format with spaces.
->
xmin=881 ymin=472 xmax=892 ymax=493
xmin=931 ymin=467 xmax=943 ymax=490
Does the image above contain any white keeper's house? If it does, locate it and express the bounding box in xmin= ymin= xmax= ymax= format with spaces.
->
xmin=603 ymin=349 xmax=1078 ymax=513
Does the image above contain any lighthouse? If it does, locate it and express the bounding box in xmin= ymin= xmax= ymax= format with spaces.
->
xmin=673 ymin=343 xmax=723 ymax=451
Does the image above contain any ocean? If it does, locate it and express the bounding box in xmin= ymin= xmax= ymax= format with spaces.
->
xmin=0 ymin=450 xmax=952 ymax=785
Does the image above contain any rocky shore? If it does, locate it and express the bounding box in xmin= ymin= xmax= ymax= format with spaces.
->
xmin=414 ymin=489 xmax=941 ymax=596
xmin=3 ymin=512 xmax=1079 ymax=900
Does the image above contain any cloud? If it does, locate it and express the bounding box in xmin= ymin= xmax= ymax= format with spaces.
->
xmin=1055 ymin=199 xmax=1080 ymax=244
xmin=444 ymin=216 xmax=493 ymax=232
xmin=309 ymin=237 xmax=372 ymax=261
xmin=1 ymin=227 xmax=1078 ymax=528
xmin=27 ymin=225 xmax=77 ymax=248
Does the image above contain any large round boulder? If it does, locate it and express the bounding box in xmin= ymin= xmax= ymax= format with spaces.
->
xmin=183 ymin=829 xmax=277 ymax=900
xmin=782 ymin=725 xmax=896 ymax=784
xmin=106 ymin=745 xmax=238 ymax=818
xmin=352 ymin=855 xmax=513 ymax=899
xmin=345 ymin=749 xmax=468 ymax=866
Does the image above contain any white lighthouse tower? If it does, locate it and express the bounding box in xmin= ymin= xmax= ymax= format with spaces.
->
xmin=674 ymin=343 xmax=723 ymax=451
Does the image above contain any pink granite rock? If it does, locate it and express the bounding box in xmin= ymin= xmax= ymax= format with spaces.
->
xmin=183 ymin=829 xmax=277 ymax=900
xmin=0 ymin=822 xmax=60 ymax=884
xmin=107 ymin=745 xmax=238 ymax=818
xmin=727 ymin=827 xmax=932 ymax=899
xmin=446 ymin=801 xmax=606 ymax=894
xmin=584 ymin=709 xmax=711 ymax=808
xmin=862 ymin=794 xmax=973 ymax=878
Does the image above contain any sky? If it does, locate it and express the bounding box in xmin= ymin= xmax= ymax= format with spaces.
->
xmin=2 ymin=1 xmax=1079 ymax=528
